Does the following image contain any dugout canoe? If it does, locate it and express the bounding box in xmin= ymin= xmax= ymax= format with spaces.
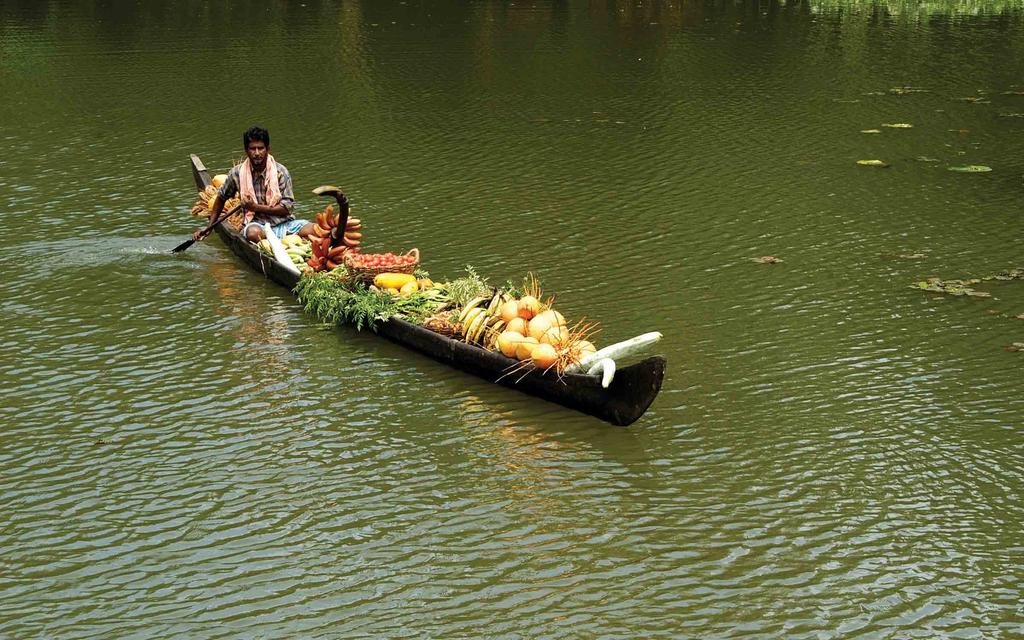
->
xmin=189 ymin=154 xmax=665 ymax=426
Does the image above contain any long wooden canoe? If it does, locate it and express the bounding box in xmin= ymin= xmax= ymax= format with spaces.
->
xmin=189 ymin=154 xmax=665 ymax=425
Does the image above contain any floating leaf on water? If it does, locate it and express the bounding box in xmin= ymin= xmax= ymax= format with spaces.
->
xmin=752 ymin=256 xmax=783 ymax=264
xmin=915 ymin=268 xmax=1022 ymax=298
xmin=915 ymin=156 xmax=940 ymax=163
xmin=911 ymin=277 xmax=991 ymax=297
xmin=1015 ymin=313 xmax=1024 ymax=320
xmin=881 ymin=123 xmax=913 ymax=128
xmin=947 ymin=165 xmax=992 ymax=172
xmin=857 ymin=159 xmax=890 ymax=167
xmin=861 ymin=129 xmax=882 ymax=134
xmin=1006 ymin=342 xmax=1024 ymax=352
xmin=991 ymin=268 xmax=1024 ymax=281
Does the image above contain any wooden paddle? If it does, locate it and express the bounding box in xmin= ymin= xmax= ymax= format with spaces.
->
xmin=171 ymin=203 xmax=243 ymax=253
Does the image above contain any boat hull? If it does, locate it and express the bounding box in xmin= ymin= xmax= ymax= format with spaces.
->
xmin=190 ymin=154 xmax=665 ymax=425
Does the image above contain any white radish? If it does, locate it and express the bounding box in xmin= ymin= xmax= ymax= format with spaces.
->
xmin=587 ymin=358 xmax=617 ymax=388
xmin=565 ymin=331 xmax=663 ymax=374
xmin=263 ymin=224 xmax=300 ymax=275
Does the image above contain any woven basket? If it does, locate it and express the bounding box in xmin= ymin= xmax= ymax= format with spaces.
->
xmin=344 ymin=248 xmax=419 ymax=283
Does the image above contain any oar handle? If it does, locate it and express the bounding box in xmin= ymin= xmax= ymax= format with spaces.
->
xmin=201 ymin=203 xmax=244 ymax=236
xmin=172 ymin=203 xmax=243 ymax=253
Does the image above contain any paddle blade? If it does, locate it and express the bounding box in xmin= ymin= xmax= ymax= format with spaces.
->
xmin=171 ymin=238 xmax=195 ymax=253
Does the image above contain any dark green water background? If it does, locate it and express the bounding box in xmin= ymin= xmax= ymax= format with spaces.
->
xmin=2 ymin=1 xmax=1023 ymax=637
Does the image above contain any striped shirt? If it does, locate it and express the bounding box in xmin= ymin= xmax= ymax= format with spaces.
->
xmin=217 ymin=159 xmax=295 ymax=226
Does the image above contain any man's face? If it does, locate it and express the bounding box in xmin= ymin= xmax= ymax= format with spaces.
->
xmin=246 ymin=140 xmax=268 ymax=169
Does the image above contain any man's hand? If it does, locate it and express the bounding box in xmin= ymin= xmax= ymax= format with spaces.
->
xmin=241 ymin=196 xmax=260 ymax=213
xmin=192 ymin=227 xmax=212 ymax=242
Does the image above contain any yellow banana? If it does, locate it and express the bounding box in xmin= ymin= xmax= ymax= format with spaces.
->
xmin=458 ymin=296 xmax=489 ymax=324
xmin=485 ymin=292 xmax=502 ymax=316
xmin=480 ymin=319 xmax=505 ymax=347
xmin=464 ymin=309 xmax=489 ymax=342
xmin=461 ymin=307 xmax=485 ymax=338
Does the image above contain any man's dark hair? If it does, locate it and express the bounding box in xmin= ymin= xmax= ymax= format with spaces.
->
xmin=243 ymin=126 xmax=270 ymax=148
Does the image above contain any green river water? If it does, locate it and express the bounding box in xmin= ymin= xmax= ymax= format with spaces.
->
xmin=2 ymin=1 xmax=1023 ymax=637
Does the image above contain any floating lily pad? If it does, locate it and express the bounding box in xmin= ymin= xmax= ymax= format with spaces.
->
xmin=913 ymin=278 xmax=991 ymax=297
xmin=915 ymin=156 xmax=940 ymax=163
xmin=947 ymin=165 xmax=992 ymax=173
xmin=881 ymin=123 xmax=913 ymax=128
xmin=911 ymin=269 xmax=1024 ymax=298
xmin=857 ymin=159 xmax=890 ymax=167
xmin=752 ymin=256 xmax=783 ymax=264
xmin=987 ymin=268 xmax=1024 ymax=281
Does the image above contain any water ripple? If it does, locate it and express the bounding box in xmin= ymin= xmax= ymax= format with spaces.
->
xmin=3 ymin=3 xmax=1024 ymax=638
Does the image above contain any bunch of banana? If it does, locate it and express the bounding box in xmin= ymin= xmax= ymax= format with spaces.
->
xmin=457 ymin=291 xmax=513 ymax=347
xmin=305 ymin=204 xmax=364 ymax=272
xmin=308 ymin=237 xmax=349 ymax=272
xmin=310 ymin=204 xmax=363 ymax=249
xmin=190 ymin=185 xmax=242 ymax=229
xmin=190 ymin=187 xmax=212 ymax=217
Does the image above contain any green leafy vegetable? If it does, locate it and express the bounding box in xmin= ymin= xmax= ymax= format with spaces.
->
xmin=294 ymin=272 xmax=447 ymax=331
xmin=443 ymin=265 xmax=491 ymax=307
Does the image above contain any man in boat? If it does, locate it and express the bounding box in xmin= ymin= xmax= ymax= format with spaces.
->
xmin=193 ymin=125 xmax=314 ymax=243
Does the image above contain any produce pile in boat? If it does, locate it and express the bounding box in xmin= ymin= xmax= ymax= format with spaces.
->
xmin=293 ymin=265 xmax=662 ymax=386
xmin=257 ymin=234 xmax=312 ymax=268
xmin=190 ymin=174 xmax=244 ymax=230
xmin=245 ymin=202 xmax=364 ymax=273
